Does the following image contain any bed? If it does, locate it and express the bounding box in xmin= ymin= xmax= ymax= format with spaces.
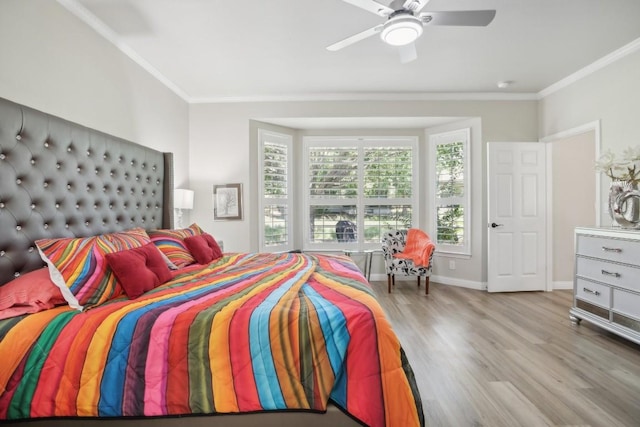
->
xmin=0 ymin=97 xmax=424 ymax=426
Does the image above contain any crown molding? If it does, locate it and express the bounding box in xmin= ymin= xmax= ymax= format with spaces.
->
xmin=189 ymin=92 xmax=538 ymax=104
xmin=538 ymin=36 xmax=640 ymax=99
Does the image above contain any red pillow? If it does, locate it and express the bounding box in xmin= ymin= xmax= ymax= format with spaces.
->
xmin=105 ymin=243 xmax=172 ymax=299
xmin=0 ymin=268 xmax=67 ymax=320
xmin=184 ymin=233 xmax=223 ymax=265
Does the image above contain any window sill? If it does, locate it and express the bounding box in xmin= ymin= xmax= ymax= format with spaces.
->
xmin=434 ymin=251 xmax=471 ymax=260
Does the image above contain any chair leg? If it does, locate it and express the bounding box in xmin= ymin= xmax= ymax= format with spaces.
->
xmin=387 ymin=274 xmax=392 ymax=293
xmin=417 ymin=276 xmax=421 ymax=288
xmin=425 ymin=276 xmax=430 ymax=295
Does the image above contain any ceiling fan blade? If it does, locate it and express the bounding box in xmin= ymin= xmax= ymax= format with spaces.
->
xmin=398 ymin=43 xmax=417 ymax=64
xmin=420 ymin=10 xmax=496 ymax=26
xmin=339 ymin=0 xmax=394 ymax=17
xmin=326 ymin=24 xmax=383 ymax=51
xmin=403 ymin=0 xmax=432 ymax=13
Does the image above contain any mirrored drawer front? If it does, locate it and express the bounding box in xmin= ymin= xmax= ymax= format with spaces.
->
xmin=576 ymin=257 xmax=640 ymax=291
xmin=612 ymin=289 xmax=640 ymax=320
xmin=576 ymin=234 xmax=640 ymax=266
xmin=576 ymin=278 xmax=611 ymax=308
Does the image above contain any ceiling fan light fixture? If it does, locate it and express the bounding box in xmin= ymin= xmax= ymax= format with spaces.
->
xmin=381 ymin=15 xmax=423 ymax=46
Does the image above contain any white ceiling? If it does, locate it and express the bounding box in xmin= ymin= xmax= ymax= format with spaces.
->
xmin=63 ymin=0 xmax=640 ymax=103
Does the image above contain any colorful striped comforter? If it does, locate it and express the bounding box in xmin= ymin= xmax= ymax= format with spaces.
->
xmin=0 ymin=253 xmax=424 ymax=426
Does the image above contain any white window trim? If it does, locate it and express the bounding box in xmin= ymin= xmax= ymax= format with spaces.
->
xmin=429 ymin=128 xmax=471 ymax=256
xmin=302 ymin=136 xmax=419 ymax=251
xmin=258 ymin=129 xmax=293 ymax=252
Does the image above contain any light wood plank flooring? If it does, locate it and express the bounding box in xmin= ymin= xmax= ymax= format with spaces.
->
xmin=371 ymin=280 xmax=640 ymax=427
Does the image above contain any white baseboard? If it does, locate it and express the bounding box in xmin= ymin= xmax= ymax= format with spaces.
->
xmin=553 ymin=280 xmax=573 ymax=290
xmin=370 ymin=273 xmax=485 ymax=291
xmin=431 ymin=275 xmax=486 ymax=291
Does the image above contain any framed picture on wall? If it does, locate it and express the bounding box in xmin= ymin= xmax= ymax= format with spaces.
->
xmin=213 ymin=183 xmax=243 ymax=221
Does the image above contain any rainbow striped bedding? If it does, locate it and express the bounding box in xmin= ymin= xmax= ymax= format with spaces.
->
xmin=0 ymin=253 xmax=424 ymax=427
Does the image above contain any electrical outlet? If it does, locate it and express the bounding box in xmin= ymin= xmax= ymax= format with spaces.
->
xmin=449 ymin=260 xmax=456 ymax=270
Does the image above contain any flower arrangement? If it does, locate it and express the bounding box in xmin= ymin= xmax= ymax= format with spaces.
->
xmin=595 ymin=145 xmax=640 ymax=186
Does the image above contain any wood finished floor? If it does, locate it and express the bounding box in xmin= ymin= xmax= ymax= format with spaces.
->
xmin=370 ymin=280 xmax=640 ymax=427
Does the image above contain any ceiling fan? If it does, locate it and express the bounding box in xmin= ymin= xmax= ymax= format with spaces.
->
xmin=327 ymin=0 xmax=496 ymax=63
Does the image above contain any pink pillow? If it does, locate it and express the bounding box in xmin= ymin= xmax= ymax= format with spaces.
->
xmin=36 ymin=228 xmax=151 ymax=310
xmin=105 ymin=243 xmax=173 ymax=299
xmin=0 ymin=268 xmax=67 ymax=320
xmin=184 ymin=233 xmax=223 ymax=264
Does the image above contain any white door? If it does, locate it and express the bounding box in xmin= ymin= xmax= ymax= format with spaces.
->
xmin=487 ymin=142 xmax=547 ymax=292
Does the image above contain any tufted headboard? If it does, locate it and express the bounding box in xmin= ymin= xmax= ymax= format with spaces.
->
xmin=0 ymin=97 xmax=174 ymax=286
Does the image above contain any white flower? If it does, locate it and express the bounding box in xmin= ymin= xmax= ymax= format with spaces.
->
xmin=595 ymin=146 xmax=640 ymax=184
xmin=595 ymin=149 xmax=616 ymax=173
xmin=622 ymin=145 xmax=640 ymax=162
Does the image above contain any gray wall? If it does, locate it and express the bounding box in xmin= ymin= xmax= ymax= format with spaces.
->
xmin=540 ymin=49 xmax=640 ymax=222
xmin=189 ymin=100 xmax=538 ymax=287
xmin=0 ymin=0 xmax=190 ymax=187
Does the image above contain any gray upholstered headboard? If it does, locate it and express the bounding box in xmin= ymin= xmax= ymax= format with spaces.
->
xmin=0 ymin=97 xmax=174 ymax=286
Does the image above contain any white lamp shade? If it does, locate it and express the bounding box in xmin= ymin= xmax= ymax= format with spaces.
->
xmin=174 ymin=189 xmax=194 ymax=210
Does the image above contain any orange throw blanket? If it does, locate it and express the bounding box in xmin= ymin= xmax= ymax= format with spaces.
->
xmin=393 ymin=229 xmax=435 ymax=267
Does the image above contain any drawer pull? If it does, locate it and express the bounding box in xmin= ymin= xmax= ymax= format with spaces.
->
xmin=583 ymin=287 xmax=601 ymax=296
xmin=601 ymin=269 xmax=621 ymax=278
xmin=601 ymin=246 xmax=622 ymax=253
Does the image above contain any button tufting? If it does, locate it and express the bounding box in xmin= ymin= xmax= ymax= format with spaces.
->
xmin=56 ymin=163 xmax=61 ymax=169
xmin=142 ymin=163 xmax=146 ymax=169
xmin=85 ymin=221 xmax=90 ymax=226
xmin=43 ymin=224 xmax=49 ymax=229
xmin=0 ymin=153 xmax=5 ymax=160
xmin=30 ymin=204 xmax=35 ymax=209
xmin=86 ymin=185 xmax=91 ymax=191
xmin=75 ymin=204 xmax=80 ymax=209
xmin=67 ymin=147 xmax=72 ymax=152
xmin=28 ymin=247 xmax=34 ymax=252
xmin=109 ymin=204 xmax=113 ymax=209
xmin=0 ymin=202 xmax=4 ymax=208
xmin=87 ymin=149 xmax=91 ymax=156
xmin=77 ymin=167 xmax=82 ymax=172
xmin=65 ymin=224 xmax=69 ymax=229
xmin=152 ymin=165 xmax=157 ymax=171
xmin=16 ymin=134 xmax=22 ymax=141
xmin=118 ymin=156 xmax=123 ymax=163
xmin=67 ymin=184 xmax=71 ymax=189
xmin=31 ymin=158 xmax=36 ymax=165
xmin=43 ymin=181 xmax=49 ymax=188
xmin=14 ymin=272 xmax=20 ymax=278
xmin=55 ymin=203 xmax=60 ymax=208
xmin=44 ymin=141 xmax=49 ymax=148
xmin=95 ymin=169 xmax=100 ymax=175
xmin=16 ymin=225 xmax=22 ymax=231
xmin=0 ymin=251 xmax=4 ymax=256
xmin=16 ymin=178 xmax=21 ymax=185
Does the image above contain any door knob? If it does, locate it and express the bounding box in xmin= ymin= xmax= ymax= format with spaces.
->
xmin=490 ymin=222 xmax=503 ymax=228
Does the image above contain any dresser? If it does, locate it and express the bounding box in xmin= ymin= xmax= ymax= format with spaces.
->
xmin=571 ymin=227 xmax=640 ymax=344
